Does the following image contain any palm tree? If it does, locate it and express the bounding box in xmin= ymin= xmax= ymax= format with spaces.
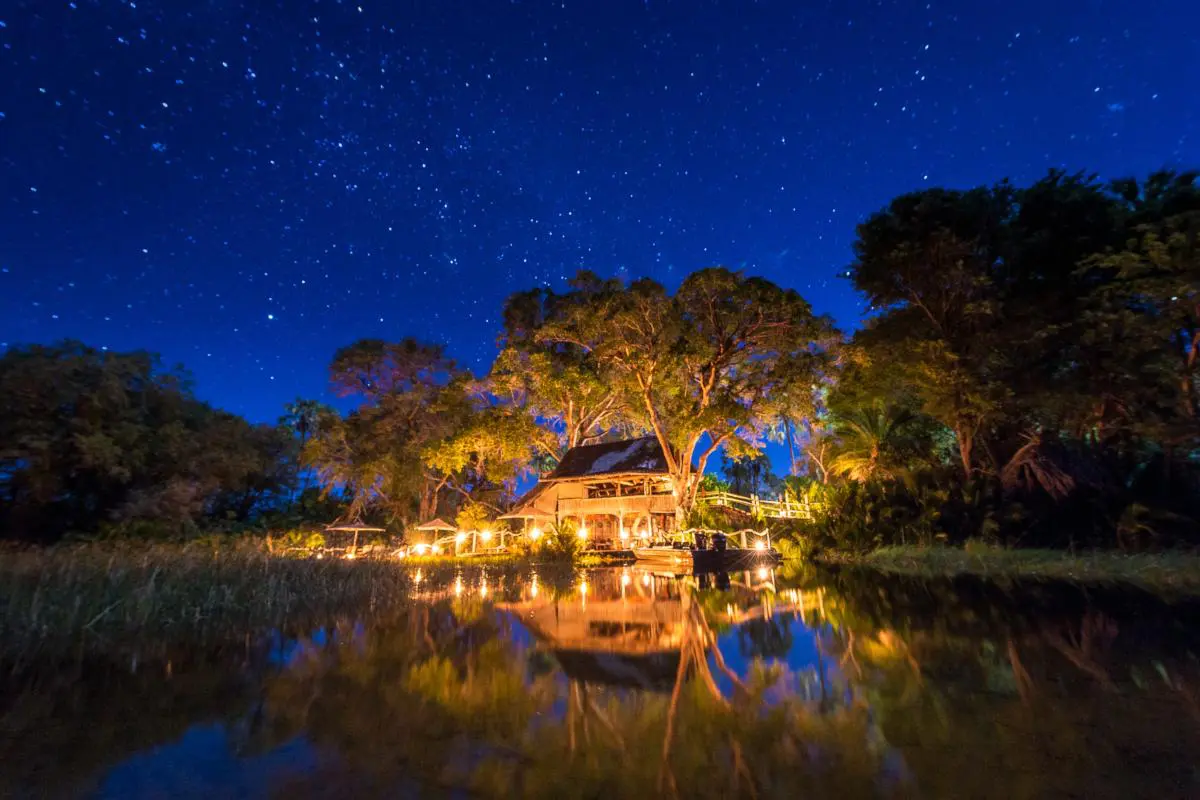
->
xmin=281 ymin=398 xmax=337 ymax=498
xmin=828 ymin=404 xmax=918 ymax=482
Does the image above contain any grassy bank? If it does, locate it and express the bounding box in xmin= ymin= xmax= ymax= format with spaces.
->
xmin=824 ymin=545 xmax=1200 ymax=596
xmin=0 ymin=541 xmax=430 ymax=662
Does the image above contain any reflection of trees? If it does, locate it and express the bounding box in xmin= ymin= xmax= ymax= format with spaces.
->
xmin=0 ymin=646 xmax=261 ymax=796
xmin=258 ymin=593 xmax=888 ymax=799
xmin=799 ymin=566 xmax=1200 ymax=799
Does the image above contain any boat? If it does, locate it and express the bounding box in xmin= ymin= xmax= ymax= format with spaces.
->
xmin=632 ymin=530 xmax=781 ymax=572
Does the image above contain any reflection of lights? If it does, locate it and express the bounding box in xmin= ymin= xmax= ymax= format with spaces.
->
xmin=480 ymin=529 xmax=493 ymax=543
xmin=432 ymin=544 xmax=442 ymax=555
xmin=642 ymin=573 xmax=651 ymax=587
xmin=454 ymin=576 xmax=463 ymax=596
xmin=621 ymin=573 xmax=631 ymax=587
xmin=455 ymin=532 xmax=467 ymax=545
xmin=480 ymin=580 xmax=489 ymax=598
xmin=757 ymin=567 xmax=769 ymax=581
xmin=529 ymin=527 xmax=542 ymax=541
xmin=530 ymin=576 xmax=539 ymax=598
xmin=619 ymin=527 xmax=630 ymax=541
xmin=579 ymin=581 xmax=588 ymax=595
xmin=754 ymin=540 xmax=767 ymax=551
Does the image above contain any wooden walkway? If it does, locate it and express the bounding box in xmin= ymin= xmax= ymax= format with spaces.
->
xmin=695 ymin=490 xmax=821 ymax=521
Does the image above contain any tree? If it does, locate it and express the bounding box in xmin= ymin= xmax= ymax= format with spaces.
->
xmin=849 ymin=186 xmax=1011 ymax=478
xmin=0 ymin=341 xmax=298 ymax=540
xmin=307 ymin=339 xmax=472 ymax=525
xmin=539 ymin=268 xmax=837 ymax=519
xmin=491 ymin=274 xmax=632 ymax=463
xmin=826 ymin=404 xmax=921 ymax=483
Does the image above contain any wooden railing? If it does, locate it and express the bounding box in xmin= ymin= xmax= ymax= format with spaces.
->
xmin=695 ymin=490 xmax=821 ymax=521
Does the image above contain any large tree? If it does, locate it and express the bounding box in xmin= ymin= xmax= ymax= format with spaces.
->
xmin=539 ymin=267 xmax=837 ymax=518
xmin=0 ymin=342 xmax=296 ymax=540
xmin=490 ymin=273 xmax=632 ymax=464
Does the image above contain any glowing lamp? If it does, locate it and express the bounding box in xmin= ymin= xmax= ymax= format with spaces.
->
xmin=529 ymin=527 xmax=542 ymax=541
xmin=413 ymin=543 xmax=428 ymax=556
xmin=576 ymin=526 xmax=588 ymax=540
xmin=455 ymin=532 xmax=467 ymax=545
xmin=432 ymin=545 xmax=442 ymax=555
xmin=579 ymin=581 xmax=588 ymax=595
xmin=479 ymin=580 xmax=488 ymax=598
xmin=480 ymin=529 xmax=493 ymax=543
xmin=754 ymin=540 xmax=767 ymax=551
xmin=621 ymin=573 xmax=631 ymax=587
xmin=619 ymin=527 xmax=630 ymax=541
xmin=642 ymin=573 xmax=651 ymax=587
xmin=757 ymin=567 xmax=770 ymax=581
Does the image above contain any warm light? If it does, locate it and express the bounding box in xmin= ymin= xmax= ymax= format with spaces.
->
xmin=619 ymin=527 xmax=630 ymax=541
xmin=529 ymin=527 xmax=542 ymax=541
xmin=316 ymin=552 xmax=325 ymax=560
xmin=414 ymin=543 xmax=428 ymax=555
xmin=432 ymin=545 xmax=442 ymax=555
xmin=579 ymin=581 xmax=588 ymax=595
xmin=480 ymin=580 xmax=489 ymax=598
xmin=480 ymin=529 xmax=493 ymax=543
xmin=757 ymin=567 xmax=770 ymax=581
xmin=455 ymin=532 xmax=467 ymax=545
xmin=576 ymin=526 xmax=588 ymax=540
xmin=621 ymin=573 xmax=631 ymax=587
xmin=639 ymin=528 xmax=650 ymax=539
xmin=413 ymin=569 xmax=423 ymax=585
xmin=454 ymin=576 xmax=463 ymax=596
xmin=754 ymin=540 xmax=767 ymax=551
xmin=642 ymin=573 xmax=651 ymax=587
xmin=530 ymin=576 xmax=539 ymax=598
xmin=344 ymin=551 xmax=357 ymax=560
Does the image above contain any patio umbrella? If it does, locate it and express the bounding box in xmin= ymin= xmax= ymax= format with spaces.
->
xmin=324 ymin=520 xmax=386 ymax=555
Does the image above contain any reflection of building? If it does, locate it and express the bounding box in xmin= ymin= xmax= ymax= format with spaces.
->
xmin=500 ymin=437 xmax=677 ymax=547
xmin=497 ymin=571 xmax=683 ymax=689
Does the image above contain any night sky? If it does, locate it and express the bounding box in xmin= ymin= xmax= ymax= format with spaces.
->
xmin=2 ymin=0 xmax=1197 ymax=425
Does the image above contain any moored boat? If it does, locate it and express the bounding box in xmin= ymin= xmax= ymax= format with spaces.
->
xmin=632 ymin=530 xmax=781 ymax=572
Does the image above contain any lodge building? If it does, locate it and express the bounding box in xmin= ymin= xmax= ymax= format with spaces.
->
xmin=500 ymin=436 xmax=679 ymax=547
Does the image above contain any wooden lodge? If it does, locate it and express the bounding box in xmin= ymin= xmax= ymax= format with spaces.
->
xmin=500 ymin=436 xmax=678 ymax=547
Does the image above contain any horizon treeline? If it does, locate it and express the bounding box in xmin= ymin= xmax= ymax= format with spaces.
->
xmin=2 ymin=167 xmax=1198 ymax=548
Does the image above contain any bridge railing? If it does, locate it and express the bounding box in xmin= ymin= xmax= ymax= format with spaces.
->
xmin=695 ymin=490 xmax=823 ymax=521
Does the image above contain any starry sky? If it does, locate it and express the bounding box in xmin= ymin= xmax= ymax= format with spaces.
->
xmin=2 ymin=0 xmax=1197 ymax=426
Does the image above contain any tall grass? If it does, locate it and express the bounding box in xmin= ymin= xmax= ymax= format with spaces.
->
xmin=0 ymin=541 xmax=425 ymax=662
xmin=849 ymin=544 xmax=1200 ymax=596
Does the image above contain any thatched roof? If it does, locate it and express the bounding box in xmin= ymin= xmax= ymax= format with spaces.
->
xmin=414 ymin=517 xmax=457 ymax=531
xmin=544 ymin=436 xmax=668 ymax=481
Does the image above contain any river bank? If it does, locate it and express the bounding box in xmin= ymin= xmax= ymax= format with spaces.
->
xmin=819 ymin=545 xmax=1200 ymax=598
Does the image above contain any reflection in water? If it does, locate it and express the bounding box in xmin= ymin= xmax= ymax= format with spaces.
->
xmin=2 ymin=565 xmax=1199 ymax=797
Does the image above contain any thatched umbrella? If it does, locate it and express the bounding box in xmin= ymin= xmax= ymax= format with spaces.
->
xmin=414 ymin=517 xmax=458 ymax=554
xmin=324 ymin=520 xmax=386 ymax=556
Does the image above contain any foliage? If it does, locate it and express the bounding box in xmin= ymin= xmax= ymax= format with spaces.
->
xmin=454 ymin=499 xmax=493 ymax=533
xmin=816 ymin=169 xmax=1200 ymax=552
xmin=0 ymin=342 xmax=299 ymax=542
xmin=538 ymin=267 xmax=839 ymax=517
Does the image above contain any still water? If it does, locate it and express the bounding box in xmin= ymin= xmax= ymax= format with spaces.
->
xmin=3 ymin=564 xmax=1198 ymax=798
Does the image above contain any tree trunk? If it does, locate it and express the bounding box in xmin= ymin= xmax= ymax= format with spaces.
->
xmin=784 ymin=416 xmax=798 ymax=476
xmin=956 ymin=425 xmax=974 ymax=481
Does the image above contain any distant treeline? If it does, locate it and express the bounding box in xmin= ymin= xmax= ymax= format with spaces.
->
xmin=3 ymin=168 xmax=1198 ymax=549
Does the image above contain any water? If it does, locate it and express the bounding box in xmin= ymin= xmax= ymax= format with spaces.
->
xmin=3 ymin=564 xmax=1198 ymax=798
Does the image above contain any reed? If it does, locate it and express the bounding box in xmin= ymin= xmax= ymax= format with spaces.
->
xmin=846 ymin=545 xmax=1200 ymax=597
xmin=0 ymin=541 xmax=425 ymax=662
